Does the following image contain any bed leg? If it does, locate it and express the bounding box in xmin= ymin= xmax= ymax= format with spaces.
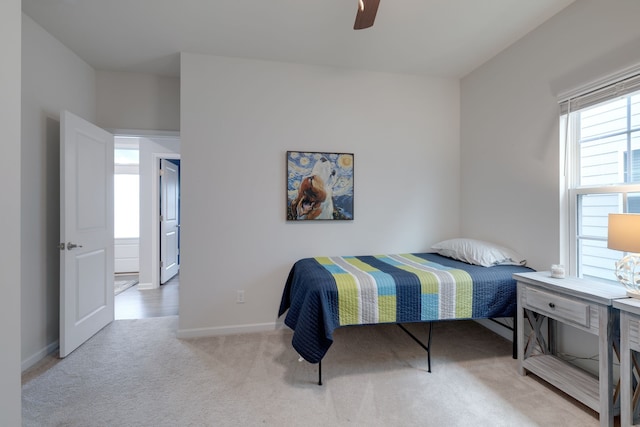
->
xmin=397 ymin=323 xmax=432 ymax=373
xmin=318 ymin=361 xmax=322 ymax=386
xmin=512 ymin=315 xmax=518 ymax=359
xmin=427 ymin=322 xmax=432 ymax=373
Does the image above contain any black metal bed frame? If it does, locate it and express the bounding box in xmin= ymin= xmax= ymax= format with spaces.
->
xmin=316 ymin=322 xmax=433 ymax=386
xmin=487 ymin=316 xmax=518 ymax=359
xmin=314 ymin=316 xmax=517 ymax=386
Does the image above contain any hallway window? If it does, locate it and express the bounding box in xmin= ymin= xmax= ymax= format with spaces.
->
xmin=115 ymin=147 xmax=139 ymax=165
xmin=114 ymin=174 xmax=139 ymax=238
xmin=114 ymin=144 xmax=140 ymax=239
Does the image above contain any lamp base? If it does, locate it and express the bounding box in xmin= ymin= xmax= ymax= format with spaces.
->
xmin=616 ymin=253 xmax=640 ymax=295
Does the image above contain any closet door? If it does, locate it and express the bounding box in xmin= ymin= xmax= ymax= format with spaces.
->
xmin=160 ymin=159 xmax=180 ymax=284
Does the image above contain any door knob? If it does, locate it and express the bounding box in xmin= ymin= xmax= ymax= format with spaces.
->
xmin=67 ymin=242 xmax=83 ymax=250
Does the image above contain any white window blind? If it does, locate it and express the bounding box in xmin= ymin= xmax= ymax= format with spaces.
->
xmin=560 ymin=69 xmax=640 ymax=115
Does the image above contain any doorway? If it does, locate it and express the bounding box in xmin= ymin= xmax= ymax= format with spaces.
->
xmin=113 ymin=134 xmax=181 ymax=319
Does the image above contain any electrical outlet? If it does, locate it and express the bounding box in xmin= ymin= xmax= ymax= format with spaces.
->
xmin=237 ymin=290 xmax=245 ymax=304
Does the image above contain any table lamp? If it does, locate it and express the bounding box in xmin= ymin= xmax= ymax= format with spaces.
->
xmin=607 ymin=213 xmax=640 ymax=298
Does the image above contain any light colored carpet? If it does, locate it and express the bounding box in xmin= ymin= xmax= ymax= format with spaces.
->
xmin=22 ymin=317 xmax=600 ymax=426
xmin=114 ymin=279 xmax=138 ymax=296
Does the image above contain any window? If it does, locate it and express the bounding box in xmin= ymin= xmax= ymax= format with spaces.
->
xmin=114 ymin=174 xmax=139 ymax=238
xmin=114 ymin=147 xmax=139 ymax=165
xmin=563 ymin=74 xmax=640 ymax=282
xmin=114 ymin=142 xmax=140 ymax=239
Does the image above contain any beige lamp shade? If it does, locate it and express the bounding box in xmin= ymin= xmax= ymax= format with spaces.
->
xmin=608 ymin=213 xmax=640 ymax=253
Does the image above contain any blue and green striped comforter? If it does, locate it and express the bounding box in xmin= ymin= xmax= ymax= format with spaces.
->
xmin=278 ymin=252 xmax=533 ymax=363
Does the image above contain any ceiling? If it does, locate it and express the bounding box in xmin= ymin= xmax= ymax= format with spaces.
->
xmin=22 ymin=0 xmax=575 ymax=79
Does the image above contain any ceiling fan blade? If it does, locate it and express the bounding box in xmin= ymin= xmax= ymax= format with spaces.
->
xmin=354 ymin=0 xmax=380 ymax=30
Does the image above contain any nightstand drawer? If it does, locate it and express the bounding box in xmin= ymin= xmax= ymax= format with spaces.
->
xmin=524 ymin=287 xmax=590 ymax=328
xmin=628 ymin=316 xmax=640 ymax=352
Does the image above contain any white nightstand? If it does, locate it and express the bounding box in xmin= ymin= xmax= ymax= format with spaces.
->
xmin=514 ymin=271 xmax=628 ymax=427
xmin=613 ymin=297 xmax=640 ymax=426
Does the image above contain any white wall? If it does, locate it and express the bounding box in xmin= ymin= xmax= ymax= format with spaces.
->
xmin=179 ymin=53 xmax=460 ymax=335
xmin=1 ymin=1 xmax=21 ymax=424
xmin=97 ymin=70 xmax=180 ymax=131
xmin=460 ymin=0 xmax=640 ymax=271
xmin=21 ymin=14 xmax=97 ymax=370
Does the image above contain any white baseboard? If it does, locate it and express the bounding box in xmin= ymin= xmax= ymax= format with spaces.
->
xmin=177 ymin=321 xmax=286 ymax=339
xmin=475 ymin=318 xmax=513 ymax=342
xmin=136 ymin=282 xmax=156 ymax=290
xmin=22 ymin=340 xmax=59 ymax=372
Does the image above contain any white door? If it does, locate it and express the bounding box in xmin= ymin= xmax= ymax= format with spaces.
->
xmin=60 ymin=111 xmax=114 ymax=358
xmin=160 ymin=159 xmax=180 ymax=284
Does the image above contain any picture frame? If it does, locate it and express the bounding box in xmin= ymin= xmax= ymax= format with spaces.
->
xmin=287 ymin=151 xmax=354 ymax=221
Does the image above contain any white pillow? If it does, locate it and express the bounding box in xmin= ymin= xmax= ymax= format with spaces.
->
xmin=431 ymin=238 xmax=527 ymax=267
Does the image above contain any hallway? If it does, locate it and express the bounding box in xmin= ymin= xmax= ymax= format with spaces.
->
xmin=115 ymin=274 xmax=179 ymax=319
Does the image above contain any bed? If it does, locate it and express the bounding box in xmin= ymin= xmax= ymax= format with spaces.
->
xmin=278 ymin=251 xmax=534 ymax=382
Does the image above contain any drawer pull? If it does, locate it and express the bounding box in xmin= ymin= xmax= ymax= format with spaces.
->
xmin=549 ymin=302 xmax=555 ymax=309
